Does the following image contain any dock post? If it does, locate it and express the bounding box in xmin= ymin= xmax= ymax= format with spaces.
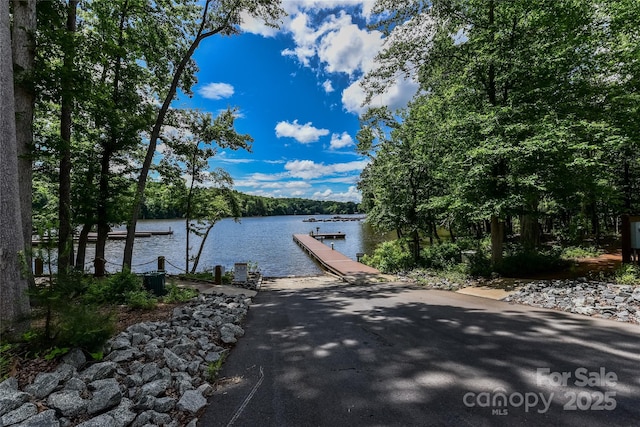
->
xmin=94 ymin=258 xmax=105 ymax=277
xmin=34 ymin=258 xmax=43 ymax=276
xmin=215 ymin=265 xmax=222 ymax=286
xmin=158 ymin=256 xmax=165 ymax=272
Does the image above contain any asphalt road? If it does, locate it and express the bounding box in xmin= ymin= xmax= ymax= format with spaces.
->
xmin=199 ymin=276 xmax=640 ymax=427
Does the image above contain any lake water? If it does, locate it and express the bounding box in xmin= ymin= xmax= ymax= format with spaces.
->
xmin=63 ymin=215 xmax=390 ymax=277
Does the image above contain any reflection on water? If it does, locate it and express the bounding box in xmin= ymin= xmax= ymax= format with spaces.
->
xmin=59 ymin=215 xmax=390 ymax=277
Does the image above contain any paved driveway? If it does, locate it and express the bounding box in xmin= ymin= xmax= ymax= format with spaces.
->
xmin=200 ymin=276 xmax=640 ymax=426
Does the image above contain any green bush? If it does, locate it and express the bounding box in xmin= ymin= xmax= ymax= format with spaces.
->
xmin=84 ymin=269 xmax=143 ymax=305
xmin=222 ymin=271 xmax=233 ymax=285
xmin=0 ymin=343 xmax=15 ymax=381
xmin=615 ymin=264 xmax=640 ymax=285
xmin=163 ymin=283 xmax=198 ymax=303
xmin=497 ymin=248 xmax=569 ymax=277
xmin=464 ymin=250 xmax=493 ymax=277
xmin=362 ymin=240 xmax=414 ymax=273
xmin=54 ymin=303 xmax=115 ymax=352
xmin=125 ymin=290 xmax=157 ymax=310
xmin=561 ymin=246 xmax=602 ymax=260
xmin=421 ymin=242 xmax=462 ymax=270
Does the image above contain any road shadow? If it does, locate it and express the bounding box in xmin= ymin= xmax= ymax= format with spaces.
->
xmin=201 ymin=279 xmax=640 ymax=427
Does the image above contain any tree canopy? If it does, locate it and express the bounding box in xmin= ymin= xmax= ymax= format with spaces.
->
xmin=359 ymin=0 xmax=640 ymax=268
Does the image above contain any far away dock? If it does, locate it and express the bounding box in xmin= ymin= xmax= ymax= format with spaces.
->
xmin=293 ymin=234 xmax=380 ymax=278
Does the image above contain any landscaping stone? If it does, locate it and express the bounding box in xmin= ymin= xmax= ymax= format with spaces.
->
xmin=87 ymin=378 xmax=122 ymax=415
xmin=24 ymin=372 xmax=62 ymax=400
xmin=47 ymin=390 xmax=87 ymax=418
xmin=3 ymin=292 xmax=253 ymax=426
xmin=177 ymin=389 xmax=207 ymax=414
xmin=1 ymin=402 xmax=38 ymax=425
xmin=13 ymin=409 xmax=59 ymax=427
xmin=503 ymin=280 xmax=640 ymax=324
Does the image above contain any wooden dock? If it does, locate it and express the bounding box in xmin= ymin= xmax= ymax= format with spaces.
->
xmin=311 ymin=232 xmax=346 ymax=239
xmin=293 ymin=234 xmax=380 ymax=278
xmin=32 ymin=229 xmax=173 ymax=246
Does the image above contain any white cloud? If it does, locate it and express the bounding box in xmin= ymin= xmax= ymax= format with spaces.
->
xmin=275 ymin=120 xmax=329 ymax=143
xmin=198 ymin=82 xmax=235 ymax=100
xmin=342 ymin=76 xmax=419 ymax=115
xmin=285 ymin=159 xmax=368 ymax=179
xmin=317 ymin=19 xmax=383 ymax=76
xmin=330 ymin=132 xmax=354 ymax=150
xmin=274 ymin=6 xmax=419 ymax=115
xmin=312 ymin=186 xmax=361 ymax=202
xmin=314 ymin=189 xmax=334 ymax=199
xmin=238 ymin=11 xmax=280 ymax=37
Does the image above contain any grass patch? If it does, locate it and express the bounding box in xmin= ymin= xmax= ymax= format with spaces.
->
xmin=0 ymin=343 xmax=16 ymax=381
xmin=561 ymin=246 xmax=603 ymax=260
xmin=614 ymin=264 xmax=640 ymax=285
xmin=206 ymin=353 xmax=227 ymax=381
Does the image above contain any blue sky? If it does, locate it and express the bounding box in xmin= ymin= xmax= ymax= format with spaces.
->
xmin=172 ymin=1 xmax=418 ymax=203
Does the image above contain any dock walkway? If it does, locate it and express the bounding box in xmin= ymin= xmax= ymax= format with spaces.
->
xmin=293 ymin=234 xmax=380 ymax=278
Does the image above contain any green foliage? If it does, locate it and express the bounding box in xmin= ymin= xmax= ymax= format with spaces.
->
xmin=358 ymin=0 xmax=638 ymax=266
xmin=222 ymin=271 xmax=233 ymax=285
xmin=206 ymin=353 xmax=227 ymax=381
xmin=84 ymin=270 xmax=143 ymax=305
xmin=141 ymin=188 xmax=360 ymax=219
xmin=497 ymin=248 xmax=570 ymax=277
xmin=90 ymin=351 xmax=104 ymax=361
xmin=53 ymin=303 xmax=115 ymax=352
xmin=44 ymin=346 xmax=70 ymax=361
xmin=124 ymin=290 xmax=158 ymax=310
xmin=0 ymin=343 xmax=15 ymax=381
xmin=421 ymin=242 xmax=461 ymax=270
xmin=561 ymin=246 xmax=603 ymax=260
xmin=162 ymin=283 xmax=198 ymax=304
xmin=614 ymin=264 xmax=640 ymax=285
xmin=362 ymin=240 xmax=414 ymax=273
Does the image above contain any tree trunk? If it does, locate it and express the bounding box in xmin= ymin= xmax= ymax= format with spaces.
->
xmin=11 ymin=0 xmax=36 ymax=286
xmin=521 ymin=213 xmax=539 ymax=250
xmin=411 ymin=229 xmax=420 ymax=262
xmin=57 ymin=0 xmax=78 ymax=275
xmin=490 ymin=215 xmax=504 ymax=267
xmin=95 ymin=149 xmax=111 ymax=275
xmin=191 ymin=223 xmax=214 ymax=274
xmin=432 ymin=220 xmax=441 ymax=244
xmin=1 ymin=1 xmax=30 ymax=335
xmin=75 ymin=222 xmax=92 ymax=270
xmin=520 ymin=198 xmax=540 ymax=250
xmin=123 ymin=4 xmax=235 ymax=269
xmin=185 ymin=219 xmax=191 ymax=274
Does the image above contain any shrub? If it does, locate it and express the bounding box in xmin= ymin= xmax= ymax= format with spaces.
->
xmin=362 ymin=240 xmax=414 ymax=273
xmin=497 ymin=248 xmax=569 ymax=277
xmin=222 ymin=271 xmax=233 ymax=285
xmin=615 ymin=264 xmax=640 ymax=285
xmin=125 ymin=290 xmax=157 ymax=310
xmin=421 ymin=242 xmax=462 ymax=270
xmin=0 ymin=343 xmax=15 ymax=381
xmin=84 ymin=269 xmax=143 ymax=305
xmin=54 ymin=303 xmax=115 ymax=352
xmin=163 ymin=283 xmax=198 ymax=303
xmin=561 ymin=246 xmax=602 ymax=260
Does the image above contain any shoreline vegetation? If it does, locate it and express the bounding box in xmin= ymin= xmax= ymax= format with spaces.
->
xmin=137 ymin=187 xmax=361 ymax=220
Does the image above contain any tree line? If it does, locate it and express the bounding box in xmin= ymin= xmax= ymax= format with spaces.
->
xmin=140 ymin=185 xmax=360 ymax=219
xmin=358 ymin=0 xmax=639 ymax=267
